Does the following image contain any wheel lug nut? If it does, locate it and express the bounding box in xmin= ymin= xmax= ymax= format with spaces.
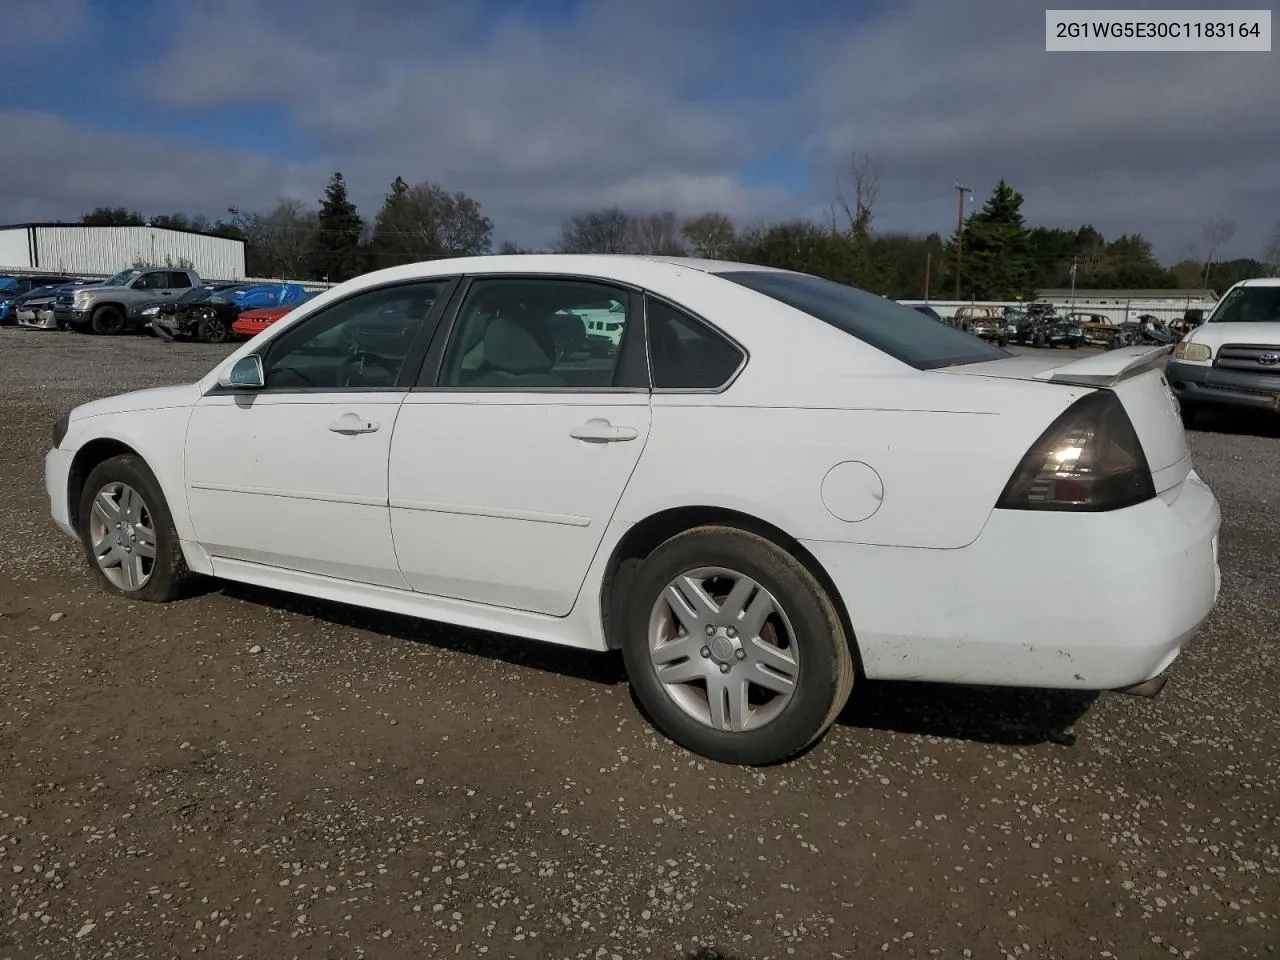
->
xmin=735 ymin=649 xmax=746 ymax=660
xmin=719 ymin=663 xmax=730 ymax=674
xmin=726 ymin=627 xmax=737 ymax=638
xmin=705 ymin=624 xmax=715 ymax=635
xmin=700 ymin=647 xmax=710 ymax=658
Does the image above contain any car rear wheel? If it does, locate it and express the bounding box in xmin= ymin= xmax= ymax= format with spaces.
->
xmin=91 ymin=305 xmax=125 ymax=335
xmin=78 ymin=454 xmax=192 ymax=602
xmin=620 ymin=526 xmax=854 ymax=766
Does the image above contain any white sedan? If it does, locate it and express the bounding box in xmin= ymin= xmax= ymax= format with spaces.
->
xmin=45 ymin=255 xmax=1222 ymax=765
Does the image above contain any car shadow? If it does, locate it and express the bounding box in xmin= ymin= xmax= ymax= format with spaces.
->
xmin=835 ymin=680 xmax=1096 ymax=748
xmin=216 ymin=582 xmax=1096 ymax=750
xmin=215 ymin=581 xmax=628 ymax=686
xmin=1188 ymin=407 xmax=1280 ymax=439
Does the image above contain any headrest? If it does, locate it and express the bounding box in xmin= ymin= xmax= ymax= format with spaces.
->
xmin=482 ymin=315 xmax=554 ymax=374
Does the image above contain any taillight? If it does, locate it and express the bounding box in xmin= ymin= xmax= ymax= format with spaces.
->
xmin=995 ymin=390 xmax=1155 ymax=512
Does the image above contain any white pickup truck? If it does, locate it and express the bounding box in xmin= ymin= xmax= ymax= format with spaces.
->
xmin=1165 ymin=278 xmax=1280 ymax=423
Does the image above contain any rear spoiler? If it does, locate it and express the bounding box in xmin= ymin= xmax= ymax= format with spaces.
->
xmin=1033 ymin=344 xmax=1174 ymax=388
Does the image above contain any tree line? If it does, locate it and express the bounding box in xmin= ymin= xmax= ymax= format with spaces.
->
xmin=78 ymin=159 xmax=1280 ymax=299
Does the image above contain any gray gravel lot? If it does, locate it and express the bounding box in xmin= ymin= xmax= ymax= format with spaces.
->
xmin=1 ymin=326 xmax=1277 ymax=959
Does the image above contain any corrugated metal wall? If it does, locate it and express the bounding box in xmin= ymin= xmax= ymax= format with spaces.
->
xmin=31 ymin=226 xmax=246 ymax=280
xmin=0 ymin=228 xmax=33 ymax=269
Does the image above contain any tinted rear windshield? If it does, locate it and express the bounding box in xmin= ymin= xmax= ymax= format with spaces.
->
xmin=718 ymin=270 xmax=1009 ymax=370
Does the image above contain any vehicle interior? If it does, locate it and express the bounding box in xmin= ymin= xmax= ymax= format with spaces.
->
xmin=442 ymin=281 xmax=626 ymax=389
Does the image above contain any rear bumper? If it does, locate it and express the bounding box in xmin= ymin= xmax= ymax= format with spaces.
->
xmin=1167 ymin=359 xmax=1280 ymax=412
xmin=804 ymin=470 xmax=1221 ymax=691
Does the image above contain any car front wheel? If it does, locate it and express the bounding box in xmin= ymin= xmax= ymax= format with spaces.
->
xmin=78 ymin=454 xmax=192 ymax=602
xmin=621 ymin=526 xmax=855 ymax=765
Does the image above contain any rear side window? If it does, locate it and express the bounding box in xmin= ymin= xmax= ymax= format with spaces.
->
xmin=166 ymin=271 xmax=194 ymax=288
xmin=646 ymin=297 xmax=744 ymax=390
xmin=718 ymin=270 xmax=1008 ymax=370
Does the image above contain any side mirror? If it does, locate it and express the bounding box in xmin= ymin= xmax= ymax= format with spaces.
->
xmin=217 ymin=355 xmax=264 ymax=389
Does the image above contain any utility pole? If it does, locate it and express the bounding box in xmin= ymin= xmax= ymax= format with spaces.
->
xmin=954 ymin=183 xmax=970 ymax=300
xmin=924 ymin=251 xmax=932 ymax=302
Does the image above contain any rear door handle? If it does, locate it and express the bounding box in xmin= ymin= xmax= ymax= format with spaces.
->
xmin=328 ymin=412 xmax=380 ymax=435
xmin=569 ymin=418 xmax=639 ymax=443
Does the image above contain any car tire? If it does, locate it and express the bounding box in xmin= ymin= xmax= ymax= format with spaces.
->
xmin=199 ymin=315 xmax=230 ymax=343
xmin=91 ymin=305 xmax=125 ymax=336
xmin=77 ymin=454 xmax=193 ymax=603
xmin=620 ymin=525 xmax=855 ymax=766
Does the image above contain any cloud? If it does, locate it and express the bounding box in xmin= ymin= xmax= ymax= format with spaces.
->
xmin=801 ymin=0 xmax=1280 ymax=259
xmin=0 ymin=111 xmax=301 ymax=224
xmin=5 ymin=0 xmax=1276 ymax=261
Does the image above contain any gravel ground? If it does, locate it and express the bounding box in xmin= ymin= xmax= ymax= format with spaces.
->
xmin=1 ymin=326 xmax=1277 ymax=960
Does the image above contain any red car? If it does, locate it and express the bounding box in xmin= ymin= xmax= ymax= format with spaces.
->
xmin=231 ymin=304 xmax=295 ymax=339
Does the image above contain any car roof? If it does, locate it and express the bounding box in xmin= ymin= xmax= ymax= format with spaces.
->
xmin=1233 ymin=277 xmax=1280 ymax=288
xmin=348 ymin=253 xmax=793 ymax=287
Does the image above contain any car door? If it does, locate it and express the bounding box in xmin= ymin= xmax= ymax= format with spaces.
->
xmin=184 ymin=279 xmax=456 ymax=588
xmin=389 ymin=275 xmax=652 ymax=616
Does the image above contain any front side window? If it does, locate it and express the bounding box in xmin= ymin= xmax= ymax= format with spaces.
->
xmin=131 ymin=271 xmax=168 ymax=291
xmin=646 ymin=297 xmax=744 ymax=390
xmin=438 ymin=277 xmax=636 ymax=389
xmin=260 ymin=281 xmax=449 ymax=391
xmin=1207 ymin=286 xmax=1280 ymax=324
xmin=718 ymin=270 xmax=1008 ymax=370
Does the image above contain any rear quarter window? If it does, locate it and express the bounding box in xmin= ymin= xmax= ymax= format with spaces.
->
xmin=718 ymin=270 xmax=1008 ymax=370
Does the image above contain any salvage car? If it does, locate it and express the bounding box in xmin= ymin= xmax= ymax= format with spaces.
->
xmin=15 ymin=279 xmax=98 ymax=329
xmin=144 ymin=284 xmax=259 ymax=342
xmin=45 ymin=255 xmax=1221 ymax=766
xmin=0 ymin=274 xmax=77 ymax=324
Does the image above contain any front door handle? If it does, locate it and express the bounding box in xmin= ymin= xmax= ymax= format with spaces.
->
xmin=569 ymin=418 xmax=639 ymax=443
xmin=328 ymin=412 xmax=380 ymax=435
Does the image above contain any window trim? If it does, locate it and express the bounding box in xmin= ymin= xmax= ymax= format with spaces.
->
xmin=204 ymin=277 xmax=461 ymax=398
xmin=643 ymin=293 xmax=749 ymax=395
xmin=412 ymin=273 xmax=651 ymax=394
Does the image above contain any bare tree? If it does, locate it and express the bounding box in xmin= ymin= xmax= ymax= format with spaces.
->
xmin=1264 ymin=220 xmax=1280 ymax=278
xmin=1198 ymin=219 xmax=1236 ymax=287
xmin=833 ymin=151 xmax=880 ymax=239
xmin=555 ymin=208 xmax=637 ymax=254
xmin=632 ymin=211 xmax=685 ymax=256
xmin=681 ymin=213 xmax=737 ymax=259
xmin=228 ymin=198 xmax=318 ymax=278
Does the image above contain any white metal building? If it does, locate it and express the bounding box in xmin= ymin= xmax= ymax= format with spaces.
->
xmin=0 ymin=223 xmax=246 ymax=281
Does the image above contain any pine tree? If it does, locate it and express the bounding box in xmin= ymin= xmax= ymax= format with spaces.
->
xmin=954 ymin=180 xmax=1035 ymax=300
xmin=306 ymin=172 xmax=365 ymax=282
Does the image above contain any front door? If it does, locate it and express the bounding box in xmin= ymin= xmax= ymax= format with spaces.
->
xmin=184 ymin=279 xmax=455 ymax=587
xmin=389 ymin=275 xmax=652 ymax=616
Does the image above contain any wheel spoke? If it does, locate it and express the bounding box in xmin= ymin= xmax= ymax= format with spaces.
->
xmin=118 ymin=551 xmax=138 ymax=590
xmin=93 ymin=491 xmax=120 ymax=526
xmin=656 ymin=657 xmax=711 ymax=685
xmin=663 ymin=578 xmax=710 ymax=633
xmin=736 ymin=588 xmax=775 ymax=641
xmin=651 ymin=634 xmax=698 ymax=667
xmin=720 ymin=575 xmax=758 ymax=621
xmin=116 ymin=485 xmax=136 ymax=523
xmin=749 ymin=642 xmax=799 ymax=696
xmin=707 ymin=675 xmax=750 ymax=732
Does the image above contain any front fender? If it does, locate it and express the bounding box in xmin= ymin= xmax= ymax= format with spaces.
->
xmin=61 ymin=405 xmax=198 ymax=542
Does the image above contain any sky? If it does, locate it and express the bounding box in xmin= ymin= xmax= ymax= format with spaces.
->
xmin=2 ymin=0 xmax=1276 ymax=263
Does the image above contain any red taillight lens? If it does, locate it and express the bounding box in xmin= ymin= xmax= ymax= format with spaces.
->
xmin=995 ymin=390 xmax=1155 ymax=512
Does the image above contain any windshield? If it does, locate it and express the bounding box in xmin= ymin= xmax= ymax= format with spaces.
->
xmin=718 ymin=270 xmax=1009 ymax=369
xmin=1206 ymin=286 xmax=1280 ymax=324
xmin=103 ymin=269 xmax=141 ymax=287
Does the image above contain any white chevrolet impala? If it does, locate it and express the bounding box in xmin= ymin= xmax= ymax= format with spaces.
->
xmin=46 ymin=255 xmax=1222 ymax=765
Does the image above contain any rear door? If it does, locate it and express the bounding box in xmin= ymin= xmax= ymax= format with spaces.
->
xmin=388 ymin=275 xmax=652 ymax=616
